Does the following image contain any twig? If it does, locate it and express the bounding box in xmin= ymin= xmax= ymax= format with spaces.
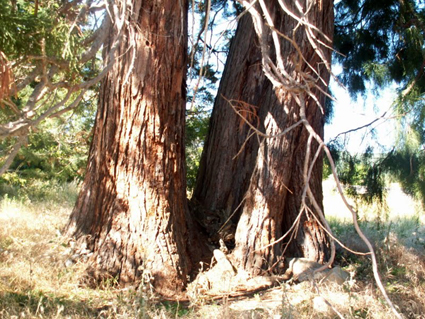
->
xmin=331 ymin=111 xmax=388 ymax=141
xmin=236 ymin=1 xmax=403 ymax=317
xmin=0 ymin=136 xmax=27 ymax=175
xmin=189 ymin=0 xmax=211 ymax=111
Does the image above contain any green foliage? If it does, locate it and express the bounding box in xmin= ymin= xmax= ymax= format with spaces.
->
xmin=0 ymin=175 xmax=80 ymax=204
xmin=323 ymin=140 xmax=343 ymax=179
xmin=325 ymin=139 xmax=425 ymax=209
xmin=1 ymin=0 xmax=58 ymax=58
xmin=325 ymin=143 xmax=386 ymax=204
xmin=0 ymin=0 xmax=102 ymax=189
xmin=186 ymin=106 xmax=210 ymax=193
xmin=0 ymin=100 xmax=95 ymax=186
xmin=334 ymin=0 xmax=425 ymax=206
xmin=0 ymin=0 xmax=102 ymax=119
xmin=334 ymin=0 xmax=413 ymax=96
xmin=0 ymin=290 xmax=98 ymax=318
xmin=383 ymin=149 xmax=425 ymax=207
xmin=324 ymin=89 xmax=334 ymax=125
xmin=161 ymin=301 xmax=192 ymax=317
xmin=0 ymin=0 xmax=91 ymax=73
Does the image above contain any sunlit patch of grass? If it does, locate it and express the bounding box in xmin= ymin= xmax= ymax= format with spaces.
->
xmin=0 ymin=181 xmax=95 ymax=317
xmin=323 ymin=179 xmax=425 ymax=318
xmin=0 ymin=178 xmax=80 ymax=205
xmin=0 ymin=181 xmax=202 ymax=318
xmin=0 ymin=179 xmax=424 ymax=318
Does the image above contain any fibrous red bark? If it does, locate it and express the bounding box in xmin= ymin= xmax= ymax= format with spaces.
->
xmin=66 ymin=0 xmax=192 ymax=297
xmin=193 ymin=0 xmax=334 ymax=275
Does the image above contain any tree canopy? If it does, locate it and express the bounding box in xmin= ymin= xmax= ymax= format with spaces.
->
xmin=0 ymin=0 xmax=424 ymax=208
xmin=330 ymin=0 xmax=425 ymax=206
xmin=0 ymin=0 xmax=115 ymax=179
xmin=0 ymin=1 xmax=419 ymax=316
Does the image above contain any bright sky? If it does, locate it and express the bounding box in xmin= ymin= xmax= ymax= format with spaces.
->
xmin=190 ymin=12 xmax=401 ymax=156
xmin=326 ymin=72 xmax=398 ymax=154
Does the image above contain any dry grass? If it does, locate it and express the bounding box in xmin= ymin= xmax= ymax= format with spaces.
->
xmin=0 ymin=180 xmax=424 ymax=318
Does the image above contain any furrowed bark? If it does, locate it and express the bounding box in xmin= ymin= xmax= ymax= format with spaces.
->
xmin=66 ymin=0 xmax=192 ymax=297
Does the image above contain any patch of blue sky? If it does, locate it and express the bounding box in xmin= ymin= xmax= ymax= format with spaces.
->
xmin=326 ymin=64 xmax=398 ymax=154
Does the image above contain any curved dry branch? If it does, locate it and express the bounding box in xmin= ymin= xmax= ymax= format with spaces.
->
xmin=236 ymin=1 xmax=402 ymax=317
xmin=0 ymin=136 xmax=27 ymax=175
xmin=0 ymin=0 xmax=131 ymax=177
xmin=189 ymin=0 xmax=212 ymax=111
xmin=320 ymin=139 xmax=402 ymax=319
xmin=80 ymin=14 xmax=112 ymax=64
xmin=300 ymin=129 xmax=336 ymax=272
xmin=276 ymin=0 xmax=332 ymax=44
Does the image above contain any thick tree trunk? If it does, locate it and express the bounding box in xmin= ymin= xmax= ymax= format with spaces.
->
xmin=194 ymin=0 xmax=333 ymax=275
xmin=191 ymin=15 xmax=275 ymax=242
xmin=234 ymin=0 xmax=334 ymax=274
xmin=65 ymin=0 xmax=191 ymax=296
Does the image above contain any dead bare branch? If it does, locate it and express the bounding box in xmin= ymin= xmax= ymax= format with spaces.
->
xmin=331 ymin=111 xmax=388 ymax=141
xmin=0 ymin=0 xmax=133 ymax=178
xmin=0 ymin=136 xmax=27 ymax=175
xmin=235 ymin=0 xmax=403 ymax=317
xmin=223 ymin=95 xmax=304 ymax=140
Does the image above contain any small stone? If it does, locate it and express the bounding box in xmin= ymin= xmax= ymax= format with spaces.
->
xmin=288 ymin=258 xmax=322 ymax=282
xmin=322 ymin=266 xmax=350 ymax=285
xmin=213 ymin=249 xmax=236 ymax=275
xmin=65 ymin=258 xmax=75 ymax=268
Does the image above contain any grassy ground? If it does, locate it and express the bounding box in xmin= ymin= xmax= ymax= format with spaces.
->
xmin=0 ymin=179 xmax=424 ymax=318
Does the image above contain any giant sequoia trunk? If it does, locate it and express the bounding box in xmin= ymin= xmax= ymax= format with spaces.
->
xmin=193 ymin=0 xmax=333 ymax=275
xmin=191 ymin=15 xmax=271 ymax=242
xmin=65 ymin=0 xmax=192 ymax=296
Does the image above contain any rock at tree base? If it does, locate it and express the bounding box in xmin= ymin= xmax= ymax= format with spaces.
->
xmin=284 ymin=258 xmax=350 ymax=284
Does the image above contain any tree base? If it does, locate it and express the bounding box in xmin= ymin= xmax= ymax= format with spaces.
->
xmin=188 ymin=250 xmax=349 ymax=298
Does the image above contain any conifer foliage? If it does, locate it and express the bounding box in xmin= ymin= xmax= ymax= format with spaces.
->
xmin=333 ymin=0 xmax=425 ymax=206
xmin=0 ymin=0 xmax=110 ymax=177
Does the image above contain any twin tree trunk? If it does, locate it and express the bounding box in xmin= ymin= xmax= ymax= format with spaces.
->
xmin=65 ymin=0 xmax=193 ymax=296
xmin=194 ymin=0 xmax=333 ymax=274
xmin=66 ymin=0 xmax=333 ymax=294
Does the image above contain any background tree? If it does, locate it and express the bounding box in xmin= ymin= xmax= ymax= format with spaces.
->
xmin=191 ymin=13 xmax=266 ymax=246
xmin=185 ymin=0 xmax=236 ymax=193
xmin=332 ymin=0 xmax=425 ymax=207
